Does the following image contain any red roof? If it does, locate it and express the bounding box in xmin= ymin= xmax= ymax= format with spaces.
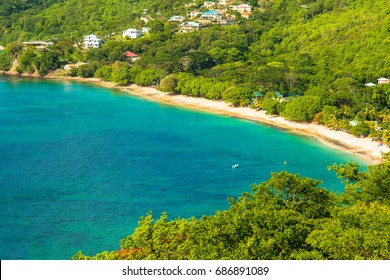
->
xmin=125 ymin=51 xmax=139 ymax=57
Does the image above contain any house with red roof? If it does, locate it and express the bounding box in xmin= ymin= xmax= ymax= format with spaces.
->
xmin=125 ymin=51 xmax=140 ymax=62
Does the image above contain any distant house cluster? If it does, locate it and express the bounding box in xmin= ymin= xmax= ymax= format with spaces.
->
xmin=78 ymin=2 xmax=255 ymax=48
xmin=179 ymin=1 xmax=253 ymax=29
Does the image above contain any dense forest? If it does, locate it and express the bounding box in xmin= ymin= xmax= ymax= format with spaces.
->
xmin=0 ymin=0 xmax=390 ymax=259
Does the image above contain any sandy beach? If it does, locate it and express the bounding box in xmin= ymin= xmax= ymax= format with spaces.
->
xmin=4 ymin=74 xmax=390 ymax=164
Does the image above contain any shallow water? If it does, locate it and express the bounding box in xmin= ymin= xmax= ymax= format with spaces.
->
xmin=0 ymin=77 xmax=368 ymax=259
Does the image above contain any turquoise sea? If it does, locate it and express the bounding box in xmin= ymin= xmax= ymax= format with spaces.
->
xmin=0 ymin=76 xmax=368 ymax=259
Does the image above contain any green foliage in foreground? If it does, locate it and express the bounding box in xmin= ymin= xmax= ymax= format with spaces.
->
xmin=73 ymin=156 xmax=390 ymax=260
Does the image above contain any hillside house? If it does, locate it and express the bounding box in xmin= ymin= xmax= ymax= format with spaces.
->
xmin=218 ymin=0 xmax=230 ymax=5
xmin=83 ymin=34 xmax=102 ymax=49
xmin=180 ymin=21 xmax=202 ymax=32
xmin=22 ymin=41 xmax=54 ymax=50
xmin=169 ymin=15 xmax=185 ymax=22
xmin=124 ymin=51 xmax=140 ymax=62
xmin=204 ymin=2 xmax=216 ymax=8
xmin=229 ymin=4 xmax=253 ymax=13
xmin=141 ymin=27 xmax=150 ymax=33
xmin=378 ymin=78 xmax=389 ymax=85
xmin=200 ymin=10 xmax=222 ymax=21
xmin=188 ymin=11 xmax=201 ymax=19
xmin=122 ymin=28 xmax=142 ymax=38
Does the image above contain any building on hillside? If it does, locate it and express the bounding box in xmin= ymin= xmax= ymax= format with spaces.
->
xmin=22 ymin=41 xmax=54 ymax=50
xmin=229 ymin=4 xmax=253 ymax=13
xmin=169 ymin=15 xmax=186 ymax=22
xmin=83 ymin=34 xmax=102 ymax=49
xmin=124 ymin=51 xmax=140 ymax=62
xmin=216 ymin=18 xmax=234 ymax=25
xmin=218 ymin=0 xmax=229 ymax=5
xmin=122 ymin=28 xmax=142 ymax=38
xmin=141 ymin=27 xmax=150 ymax=33
xmin=365 ymin=82 xmax=376 ymax=87
xmin=179 ymin=21 xmax=202 ymax=32
xmin=377 ymin=78 xmax=389 ymax=85
xmin=275 ymin=91 xmax=284 ymax=101
xmin=204 ymin=2 xmax=216 ymax=8
xmin=188 ymin=11 xmax=201 ymax=19
xmin=200 ymin=10 xmax=222 ymax=21
xmin=241 ymin=12 xmax=252 ymax=19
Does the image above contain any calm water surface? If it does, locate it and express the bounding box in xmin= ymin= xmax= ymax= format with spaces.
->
xmin=0 ymin=77 xmax=368 ymax=259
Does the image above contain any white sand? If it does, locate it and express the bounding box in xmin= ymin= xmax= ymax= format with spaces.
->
xmin=122 ymin=84 xmax=389 ymax=164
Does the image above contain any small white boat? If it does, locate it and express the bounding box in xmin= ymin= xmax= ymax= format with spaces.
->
xmin=232 ymin=164 xmax=239 ymax=169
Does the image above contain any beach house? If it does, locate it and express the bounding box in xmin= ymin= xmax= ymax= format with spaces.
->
xmin=122 ymin=28 xmax=142 ymax=39
xmin=83 ymin=34 xmax=102 ymax=49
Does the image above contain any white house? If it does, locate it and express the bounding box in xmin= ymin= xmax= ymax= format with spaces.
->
xmin=23 ymin=41 xmax=54 ymax=50
xmin=229 ymin=4 xmax=253 ymax=13
xmin=188 ymin=11 xmax=200 ymax=19
xmin=218 ymin=0 xmax=228 ymax=5
xmin=200 ymin=10 xmax=222 ymax=21
xmin=204 ymin=2 xmax=216 ymax=8
xmin=169 ymin=15 xmax=185 ymax=22
xmin=180 ymin=21 xmax=202 ymax=32
xmin=83 ymin=34 xmax=102 ymax=49
xmin=141 ymin=27 xmax=150 ymax=33
xmin=122 ymin=28 xmax=142 ymax=38
xmin=377 ymin=78 xmax=389 ymax=85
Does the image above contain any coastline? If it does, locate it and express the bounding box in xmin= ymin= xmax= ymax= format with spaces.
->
xmin=3 ymin=74 xmax=389 ymax=164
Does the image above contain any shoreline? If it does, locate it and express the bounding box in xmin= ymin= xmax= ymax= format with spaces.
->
xmin=3 ymin=74 xmax=389 ymax=164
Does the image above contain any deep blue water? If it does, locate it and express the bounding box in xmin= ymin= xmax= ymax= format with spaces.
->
xmin=0 ymin=76 xmax=368 ymax=259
